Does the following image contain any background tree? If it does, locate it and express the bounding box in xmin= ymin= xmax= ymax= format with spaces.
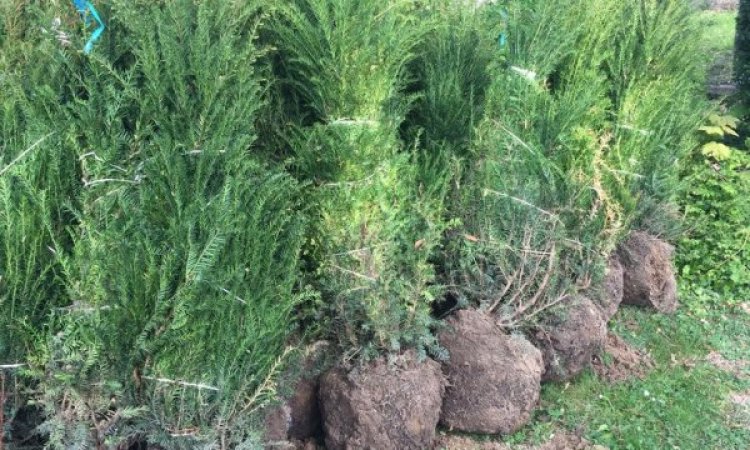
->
xmin=735 ymin=0 xmax=750 ymax=106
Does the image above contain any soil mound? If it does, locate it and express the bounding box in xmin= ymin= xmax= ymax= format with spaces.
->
xmin=617 ymin=232 xmax=678 ymax=314
xmin=530 ymin=296 xmax=607 ymax=382
xmin=592 ymin=256 xmax=624 ymax=322
xmin=433 ymin=435 xmax=510 ymax=450
xmin=438 ymin=309 xmax=543 ymax=434
xmin=319 ymin=351 xmax=445 ymax=450
xmin=264 ymin=377 xmax=320 ymax=443
xmin=264 ymin=342 xmax=331 ymax=446
xmin=592 ymin=333 xmax=654 ymax=382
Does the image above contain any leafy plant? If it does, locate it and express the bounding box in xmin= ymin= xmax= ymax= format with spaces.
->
xmin=437 ymin=0 xmax=707 ymax=326
xmin=678 ymin=114 xmax=750 ymax=311
xmin=402 ymin=1 xmax=495 ymax=155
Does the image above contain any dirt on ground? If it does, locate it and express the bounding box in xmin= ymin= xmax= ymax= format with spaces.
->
xmin=438 ymin=309 xmax=544 ymax=435
xmin=728 ymin=390 xmax=750 ymax=431
xmin=265 ymin=341 xmax=332 ymax=446
xmin=731 ymin=391 xmax=750 ymax=407
xmin=529 ymin=296 xmax=607 ymax=382
xmin=705 ymin=351 xmax=750 ymax=379
xmin=318 ymin=350 xmax=445 ymax=450
xmin=593 ymin=256 xmax=624 ymax=322
xmin=617 ymin=232 xmax=679 ymax=314
xmin=708 ymin=0 xmax=738 ymax=11
xmin=592 ymin=332 xmax=654 ymax=383
xmin=433 ymin=429 xmax=608 ymax=450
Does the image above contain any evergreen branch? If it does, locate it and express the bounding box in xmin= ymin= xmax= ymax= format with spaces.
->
xmin=0 ymin=133 xmax=53 ymax=177
xmin=142 ymin=376 xmax=220 ymax=392
xmin=482 ymin=189 xmax=562 ymax=223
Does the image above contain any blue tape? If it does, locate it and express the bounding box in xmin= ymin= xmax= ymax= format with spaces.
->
xmin=498 ymin=8 xmax=508 ymax=49
xmin=71 ymin=0 xmax=105 ymax=54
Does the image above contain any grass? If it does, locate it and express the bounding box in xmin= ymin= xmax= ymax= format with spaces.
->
xmin=503 ymin=303 xmax=750 ymax=450
xmin=699 ymin=10 xmax=738 ymax=54
xmin=698 ymin=10 xmax=738 ymax=84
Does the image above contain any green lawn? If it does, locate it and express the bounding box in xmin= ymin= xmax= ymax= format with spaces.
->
xmin=504 ymin=305 xmax=750 ymax=450
xmin=437 ymin=296 xmax=750 ymax=449
xmin=698 ymin=10 xmax=738 ymax=84
xmin=699 ymin=10 xmax=738 ymax=55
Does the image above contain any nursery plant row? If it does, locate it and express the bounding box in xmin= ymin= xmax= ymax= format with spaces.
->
xmin=0 ymin=0 xmax=722 ymax=448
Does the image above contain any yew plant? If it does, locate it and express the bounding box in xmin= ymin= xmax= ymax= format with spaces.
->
xmin=3 ymin=1 xmax=307 ymax=447
xmin=0 ymin=2 xmax=78 ymax=366
xmin=0 ymin=0 xmax=714 ymax=446
xmin=268 ymin=0 xmax=447 ymax=358
xmin=436 ymin=0 xmax=706 ymax=324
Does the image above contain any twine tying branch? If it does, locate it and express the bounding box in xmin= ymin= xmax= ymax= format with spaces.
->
xmin=142 ymin=376 xmax=219 ymax=392
xmin=328 ymin=118 xmax=379 ymax=127
xmin=0 ymin=134 xmax=53 ymax=177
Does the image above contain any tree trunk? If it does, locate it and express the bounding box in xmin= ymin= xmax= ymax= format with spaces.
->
xmin=735 ymin=0 xmax=750 ymax=103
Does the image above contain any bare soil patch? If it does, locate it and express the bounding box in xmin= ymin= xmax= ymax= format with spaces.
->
xmin=731 ymin=391 xmax=750 ymax=407
xmin=708 ymin=0 xmax=738 ymax=11
xmin=265 ymin=341 xmax=332 ymax=446
xmin=729 ymin=390 xmax=750 ymax=431
xmin=592 ymin=333 xmax=654 ymax=383
xmin=592 ymin=256 xmax=624 ymax=322
xmin=705 ymin=351 xmax=750 ymax=379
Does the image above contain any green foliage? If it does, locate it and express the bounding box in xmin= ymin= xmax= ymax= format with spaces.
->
xmin=602 ymin=0 xmax=705 ymax=238
xmin=30 ymin=314 xmax=144 ymax=450
xmin=438 ymin=0 xmax=705 ymax=324
xmin=403 ymin=1 xmax=495 ymax=154
xmin=268 ymin=0 xmax=447 ymax=358
xmin=4 ymin=1 xmax=307 ymax=446
xmin=1 ymin=3 xmax=79 ymax=364
xmin=268 ymin=0 xmax=421 ymax=126
xmin=449 ymin=65 xmax=618 ymax=325
xmin=678 ymin=114 xmax=750 ymax=311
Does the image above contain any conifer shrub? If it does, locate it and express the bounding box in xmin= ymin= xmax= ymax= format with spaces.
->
xmin=434 ymin=0 xmax=613 ymax=324
xmin=403 ymin=2 xmax=495 ymax=155
xmin=440 ymin=0 xmax=707 ymax=324
xmin=598 ymin=0 xmax=705 ymax=237
xmin=2 ymin=1 xmax=307 ymax=447
xmin=1 ymin=3 xmax=78 ymax=365
xmin=268 ymin=0 xmax=447 ymax=358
